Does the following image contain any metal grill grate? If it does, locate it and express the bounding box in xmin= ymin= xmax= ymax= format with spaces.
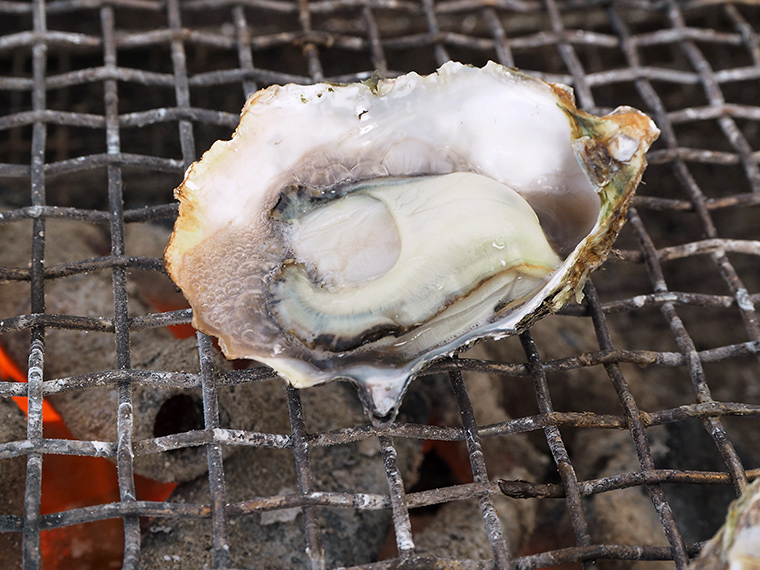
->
xmin=1 ymin=0 xmax=759 ymax=568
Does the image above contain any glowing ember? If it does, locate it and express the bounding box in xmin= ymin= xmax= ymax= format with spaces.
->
xmin=0 ymin=344 xmax=176 ymax=568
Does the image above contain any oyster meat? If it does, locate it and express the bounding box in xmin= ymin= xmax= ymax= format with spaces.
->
xmin=165 ymin=61 xmax=659 ymax=421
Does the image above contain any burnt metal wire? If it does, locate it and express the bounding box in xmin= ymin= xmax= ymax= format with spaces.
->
xmin=0 ymin=0 xmax=758 ymax=569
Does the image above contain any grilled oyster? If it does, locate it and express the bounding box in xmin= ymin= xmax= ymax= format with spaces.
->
xmin=165 ymin=61 xmax=659 ymax=422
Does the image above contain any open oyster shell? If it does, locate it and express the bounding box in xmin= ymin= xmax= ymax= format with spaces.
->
xmin=165 ymin=61 xmax=659 ymax=422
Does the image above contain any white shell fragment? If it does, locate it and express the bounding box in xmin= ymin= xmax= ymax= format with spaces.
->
xmin=165 ymin=61 xmax=660 ymax=422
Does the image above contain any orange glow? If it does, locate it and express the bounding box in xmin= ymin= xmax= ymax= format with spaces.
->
xmin=38 ymin=417 xmax=176 ymax=568
xmin=151 ymin=302 xmax=197 ymax=340
xmin=0 ymin=343 xmax=176 ymax=568
xmin=0 ymin=341 xmax=62 ymax=422
xmin=41 ymin=519 xmax=124 ymax=570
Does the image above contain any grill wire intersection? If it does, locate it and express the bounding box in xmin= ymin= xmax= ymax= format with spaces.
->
xmin=1 ymin=0 xmax=760 ymax=568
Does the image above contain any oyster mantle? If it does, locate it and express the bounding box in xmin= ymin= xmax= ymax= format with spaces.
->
xmin=165 ymin=61 xmax=660 ymax=421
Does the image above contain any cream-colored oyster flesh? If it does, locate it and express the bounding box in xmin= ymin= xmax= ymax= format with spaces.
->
xmin=165 ymin=61 xmax=659 ymax=421
xmin=270 ymin=173 xmax=562 ymax=352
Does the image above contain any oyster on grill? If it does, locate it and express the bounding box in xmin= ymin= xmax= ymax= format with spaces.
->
xmin=165 ymin=61 xmax=659 ymax=422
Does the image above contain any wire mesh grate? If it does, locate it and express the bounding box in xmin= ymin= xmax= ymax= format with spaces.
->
xmin=0 ymin=0 xmax=759 ymax=568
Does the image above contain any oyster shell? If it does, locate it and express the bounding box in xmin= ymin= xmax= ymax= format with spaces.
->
xmin=165 ymin=61 xmax=659 ymax=422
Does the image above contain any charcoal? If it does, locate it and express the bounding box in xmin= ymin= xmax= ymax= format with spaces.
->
xmin=572 ymin=429 xmax=671 ymax=570
xmin=47 ymin=335 xmax=263 ymax=483
xmin=140 ymin=380 xmax=425 ymax=569
xmin=461 ymin=313 xmax=669 ymax=560
xmin=0 ymin=218 xmax=257 ymax=482
xmin=467 ymin=313 xmax=663 ymax=428
xmin=393 ymin=346 xmax=546 ymax=559
xmin=652 ymin=418 xmax=757 ymax=545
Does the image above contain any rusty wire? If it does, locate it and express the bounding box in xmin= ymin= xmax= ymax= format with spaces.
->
xmin=0 ymin=0 xmax=759 ymax=569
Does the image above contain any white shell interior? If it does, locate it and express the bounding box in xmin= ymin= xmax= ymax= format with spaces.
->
xmin=180 ymin=62 xmax=599 ymax=259
xmin=168 ymin=61 xmax=628 ymax=420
